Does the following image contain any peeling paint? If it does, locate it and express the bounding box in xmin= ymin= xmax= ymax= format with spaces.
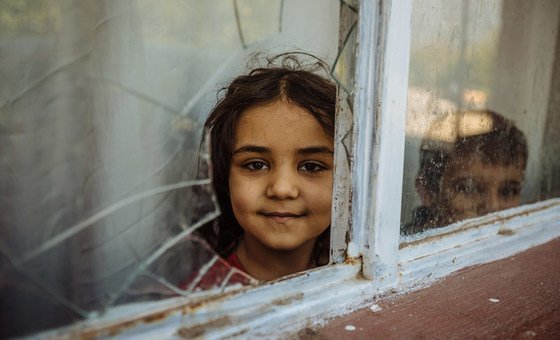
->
xmin=79 ymin=308 xmax=176 ymax=338
xmin=297 ymin=326 xmax=319 ymax=338
xmin=344 ymin=255 xmax=362 ymax=266
xmin=347 ymin=241 xmax=360 ymax=257
xmin=177 ymin=316 xmax=232 ymax=338
xmin=271 ymin=292 xmax=304 ymax=306
xmin=345 ymin=324 xmax=356 ymax=331
xmin=62 ymin=285 xmax=253 ymax=338
xmin=498 ymin=228 xmax=515 ymax=236
xmin=400 ymin=201 xmax=559 ymax=249
xmin=370 ymin=304 xmax=382 ymax=312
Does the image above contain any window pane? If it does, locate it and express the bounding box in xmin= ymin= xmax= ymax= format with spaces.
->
xmin=0 ymin=0 xmax=339 ymax=337
xmin=400 ymin=0 xmax=560 ymax=235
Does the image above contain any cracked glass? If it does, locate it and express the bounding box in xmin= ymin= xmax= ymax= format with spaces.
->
xmin=331 ymin=0 xmax=357 ymax=94
xmin=234 ymin=0 xmax=282 ymax=47
xmin=0 ymin=0 xmax=340 ymax=337
xmin=400 ymin=0 xmax=560 ymax=236
xmin=332 ymin=0 xmax=357 ymax=165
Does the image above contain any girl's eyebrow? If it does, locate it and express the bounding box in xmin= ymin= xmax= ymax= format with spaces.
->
xmin=233 ymin=145 xmax=270 ymax=155
xmin=233 ymin=145 xmax=334 ymax=155
xmin=297 ymin=146 xmax=334 ymax=155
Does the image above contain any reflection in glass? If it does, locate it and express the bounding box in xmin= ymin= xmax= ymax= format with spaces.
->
xmin=403 ymin=110 xmax=527 ymax=234
xmin=401 ymin=0 xmax=560 ymax=234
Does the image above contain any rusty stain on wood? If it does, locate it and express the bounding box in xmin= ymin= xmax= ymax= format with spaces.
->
xmin=79 ymin=309 xmax=173 ymax=339
xmin=177 ymin=316 xmax=232 ymax=338
xmin=344 ymin=255 xmax=361 ymax=266
xmin=297 ymin=326 xmax=321 ymax=339
xmin=271 ymin=292 xmax=304 ymax=306
xmin=498 ymin=228 xmax=515 ymax=236
xmin=70 ymin=286 xmax=251 ymax=338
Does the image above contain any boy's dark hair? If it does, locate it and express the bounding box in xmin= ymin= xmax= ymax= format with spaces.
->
xmin=199 ymin=53 xmax=336 ymax=265
xmin=416 ymin=109 xmax=528 ymax=202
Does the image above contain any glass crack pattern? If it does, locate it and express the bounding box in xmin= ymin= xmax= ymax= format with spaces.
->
xmin=0 ymin=0 xmax=283 ymax=337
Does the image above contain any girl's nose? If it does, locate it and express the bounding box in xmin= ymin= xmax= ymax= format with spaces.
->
xmin=266 ymin=168 xmax=299 ymax=200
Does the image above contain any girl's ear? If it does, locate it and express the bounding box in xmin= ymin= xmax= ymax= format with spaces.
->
xmin=415 ymin=176 xmax=434 ymax=206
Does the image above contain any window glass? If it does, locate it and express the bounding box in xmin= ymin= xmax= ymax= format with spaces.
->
xmin=401 ymin=0 xmax=560 ymax=235
xmin=0 ymin=0 xmax=339 ymax=337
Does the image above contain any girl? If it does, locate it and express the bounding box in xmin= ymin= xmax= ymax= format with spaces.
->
xmin=197 ymin=54 xmax=336 ymax=284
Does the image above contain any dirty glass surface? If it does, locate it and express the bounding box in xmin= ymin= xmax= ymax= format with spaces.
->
xmin=331 ymin=0 xmax=357 ymax=95
xmin=328 ymin=0 xmax=357 ymax=263
xmin=0 ymin=0 xmax=339 ymax=337
xmin=400 ymin=0 xmax=560 ymax=235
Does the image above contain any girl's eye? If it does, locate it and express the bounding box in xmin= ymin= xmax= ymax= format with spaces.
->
xmin=298 ymin=162 xmax=326 ymax=173
xmin=243 ymin=161 xmax=269 ymax=171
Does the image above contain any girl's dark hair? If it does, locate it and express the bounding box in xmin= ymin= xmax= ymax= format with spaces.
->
xmin=199 ymin=53 xmax=336 ymax=266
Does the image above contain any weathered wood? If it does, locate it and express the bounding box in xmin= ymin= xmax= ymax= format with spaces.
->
xmin=311 ymin=237 xmax=560 ymax=339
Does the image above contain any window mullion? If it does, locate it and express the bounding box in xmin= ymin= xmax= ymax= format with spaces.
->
xmin=352 ymin=0 xmax=412 ymax=281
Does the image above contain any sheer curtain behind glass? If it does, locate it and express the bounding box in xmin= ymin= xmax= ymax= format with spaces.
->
xmin=400 ymin=0 xmax=560 ymax=235
xmin=0 ymin=0 xmax=339 ymax=337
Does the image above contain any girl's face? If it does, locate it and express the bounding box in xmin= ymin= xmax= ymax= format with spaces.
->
xmin=229 ymin=100 xmax=333 ymax=252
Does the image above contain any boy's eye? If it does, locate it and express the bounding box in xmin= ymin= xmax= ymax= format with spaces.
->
xmin=499 ymin=182 xmax=521 ymax=199
xmin=298 ymin=162 xmax=326 ymax=173
xmin=453 ymin=178 xmax=482 ymax=195
xmin=243 ymin=161 xmax=269 ymax=171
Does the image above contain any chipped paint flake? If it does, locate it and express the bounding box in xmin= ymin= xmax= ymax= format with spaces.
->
xmin=370 ymin=304 xmax=382 ymax=312
xmin=524 ymin=330 xmax=538 ymax=337
xmin=347 ymin=241 xmax=359 ymax=258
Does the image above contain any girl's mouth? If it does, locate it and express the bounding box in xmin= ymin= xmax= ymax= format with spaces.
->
xmin=259 ymin=211 xmax=305 ymax=222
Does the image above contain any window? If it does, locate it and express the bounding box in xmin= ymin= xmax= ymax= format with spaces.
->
xmin=0 ymin=0 xmax=340 ymax=337
xmin=401 ymin=0 xmax=560 ymax=235
xmin=2 ymin=0 xmax=559 ymax=338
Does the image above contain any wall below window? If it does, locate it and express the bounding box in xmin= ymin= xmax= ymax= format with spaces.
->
xmin=307 ymin=237 xmax=560 ymax=338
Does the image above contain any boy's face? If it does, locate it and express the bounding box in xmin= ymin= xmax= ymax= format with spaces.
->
xmin=436 ymin=152 xmax=524 ymax=224
xmin=229 ymin=101 xmax=333 ymax=252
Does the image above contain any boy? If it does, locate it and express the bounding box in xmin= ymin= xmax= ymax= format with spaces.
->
xmin=406 ymin=110 xmax=528 ymax=234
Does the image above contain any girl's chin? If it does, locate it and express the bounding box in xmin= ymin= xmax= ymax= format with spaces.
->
xmin=263 ymin=239 xmax=317 ymax=252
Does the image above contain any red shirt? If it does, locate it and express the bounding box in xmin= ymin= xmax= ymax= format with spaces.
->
xmin=180 ymin=252 xmax=255 ymax=291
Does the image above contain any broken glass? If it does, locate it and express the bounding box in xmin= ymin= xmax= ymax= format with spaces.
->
xmin=234 ymin=0 xmax=283 ymax=47
xmin=0 ymin=0 xmax=340 ymax=337
xmin=331 ymin=0 xmax=357 ymax=94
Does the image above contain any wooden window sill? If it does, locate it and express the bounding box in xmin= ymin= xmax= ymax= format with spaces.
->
xmin=305 ymin=237 xmax=560 ymax=338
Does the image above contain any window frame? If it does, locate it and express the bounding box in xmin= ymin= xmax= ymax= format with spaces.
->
xmin=39 ymin=0 xmax=560 ymax=338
